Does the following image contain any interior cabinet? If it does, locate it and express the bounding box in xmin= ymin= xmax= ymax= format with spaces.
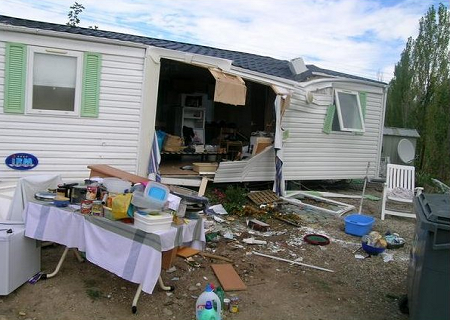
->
xmin=181 ymin=94 xmax=207 ymax=145
xmin=181 ymin=107 xmax=205 ymax=144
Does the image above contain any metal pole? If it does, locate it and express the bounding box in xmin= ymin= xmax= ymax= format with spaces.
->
xmin=358 ymin=162 xmax=370 ymax=214
xmin=253 ymin=251 xmax=334 ymax=273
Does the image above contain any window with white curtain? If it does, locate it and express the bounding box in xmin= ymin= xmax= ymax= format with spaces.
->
xmin=27 ymin=47 xmax=83 ymax=115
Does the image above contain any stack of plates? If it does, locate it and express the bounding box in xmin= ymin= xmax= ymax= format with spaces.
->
xmin=134 ymin=212 xmax=173 ymax=233
xmin=35 ymin=192 xmax=56 ymax=201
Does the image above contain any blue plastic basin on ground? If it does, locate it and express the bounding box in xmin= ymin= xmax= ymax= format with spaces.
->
xmin=362 ymin=241 xmax=385 ymax=255
xmin=344 ymin=214 xmax=375 ymax=237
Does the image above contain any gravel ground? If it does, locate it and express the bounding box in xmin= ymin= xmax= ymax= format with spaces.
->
xmin=0 ymin=183 xmax=416 ymax=320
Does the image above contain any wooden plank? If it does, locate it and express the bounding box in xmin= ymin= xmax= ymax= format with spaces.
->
xmin=176 ymin=247 xmax=233 ymax=263
xmin=248 ymin=190 xmax=280 ymax=205
xmin=198 ymin=176 xmax=209 ymax=196
xmin=211 ymin=264 xmax=247 ymax=291
xmin=87 ymin=164 xmax=148 ymax=184
xmin=160 ymin=164 xmax=196 ymax=175
xmin=176 ymin=247 xmax=200 ymax=258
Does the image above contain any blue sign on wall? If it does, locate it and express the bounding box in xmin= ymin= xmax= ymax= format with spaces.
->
xmin=5 ymin=153 xmax=39 ymax=170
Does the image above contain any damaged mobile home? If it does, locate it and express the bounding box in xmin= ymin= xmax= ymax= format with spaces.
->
xmin=0 ymin=15 xmax=387 ymax=189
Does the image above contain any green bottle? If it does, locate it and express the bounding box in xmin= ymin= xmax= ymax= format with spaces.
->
xmin=214 ymin=286 xmax=225 ymax=309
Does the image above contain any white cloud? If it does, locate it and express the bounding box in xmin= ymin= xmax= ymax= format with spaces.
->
xmin=1 ymin=0 xmax=444 ymax=81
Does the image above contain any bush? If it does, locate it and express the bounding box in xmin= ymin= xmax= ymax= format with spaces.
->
xmin=206 ymin=185 xmax=248 ymax=214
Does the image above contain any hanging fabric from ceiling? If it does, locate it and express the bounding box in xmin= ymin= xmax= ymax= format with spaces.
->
xmin=271 ymin=85 xmax=291 ymax=196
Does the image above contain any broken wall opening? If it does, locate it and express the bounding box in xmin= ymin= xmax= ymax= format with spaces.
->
xmin=155 ymin=59 xmax=275 ymax=170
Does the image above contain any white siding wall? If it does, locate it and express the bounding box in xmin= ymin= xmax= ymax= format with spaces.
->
xmin=0 ymin=36 xmax=146 ymax=183
xmin=282 ymin=81 xmax=385 ymax=180
xmin=213 ymin=146 xmax=275 ymax=183
xmin=214 ymin=80 xmax=385 ymax=183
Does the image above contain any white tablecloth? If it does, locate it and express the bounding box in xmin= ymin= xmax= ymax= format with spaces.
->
xmin=24 ymin=202 xmax=205 ymax=294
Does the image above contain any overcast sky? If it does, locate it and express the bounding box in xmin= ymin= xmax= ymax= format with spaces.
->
xmin=0 ymin=0 xmax=445 ymax=81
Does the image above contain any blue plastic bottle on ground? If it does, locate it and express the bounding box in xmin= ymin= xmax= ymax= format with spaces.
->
xmin=199 ymin=301 xmax=217 ymax=320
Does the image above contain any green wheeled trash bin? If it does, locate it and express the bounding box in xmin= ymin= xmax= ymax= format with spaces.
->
xmin=406 ymin=193 xmax=450 ymax=320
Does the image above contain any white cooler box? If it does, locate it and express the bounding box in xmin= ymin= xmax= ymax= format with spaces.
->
xmin=134 ymin=213 xmax=173 ymax=233
xmin=0 ymin=223 xmax=41 ymax=295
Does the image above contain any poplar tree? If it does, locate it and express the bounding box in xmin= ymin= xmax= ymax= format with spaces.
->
xmin=386 ymin=3 xmax=450 ymax=184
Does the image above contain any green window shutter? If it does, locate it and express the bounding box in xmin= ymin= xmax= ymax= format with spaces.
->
xmin=81 ymin=52 xmax=102 ymax=117
xmin=4 ymin=43 xmax=27 ymax=114
xmin=355 ymin=92 xmax=367 ymax=136
xmin=359 ymin=91 xmax=367 ymax=119
xmin=323 ymin=104 xmax=336 ymax=134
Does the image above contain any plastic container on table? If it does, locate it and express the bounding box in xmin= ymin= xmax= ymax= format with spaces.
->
xmin=133 ymin=212 xmax=173 ymax=233
xmin=143 ymin=181 xmax=169 ymax=209
xmin=406 ymin=193 xmax=449 ymax=320
xmin=102 ymin=178 xmax=132 ymax=194
xmin=344 ymin=214 xmax=375 ymax=236
xmin=195 ymin=283 xmax=222 ymax=320
xmin=132 ymin=190 xmax=165 ymax=212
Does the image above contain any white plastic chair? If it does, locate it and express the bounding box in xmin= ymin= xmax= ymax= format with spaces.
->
xmin=381 ymin=164 xmax=423 ymax=220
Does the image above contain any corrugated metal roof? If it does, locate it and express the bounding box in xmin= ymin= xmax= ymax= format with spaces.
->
xmin=0 ymin=15 xmax=385 ymax=85
xmin=383 ymin=127 xmax=420 ymax=138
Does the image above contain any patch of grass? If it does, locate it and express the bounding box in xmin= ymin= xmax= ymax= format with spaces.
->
xmin=84 ymin=279 xmax=103 ymax=301
xmin=83 ymin=279 xmax=98 ymax=288
xmin=86 ymin=287 xmax=103 ymax=301
xmin=385 ymin=293 xmax=400 ymax=300
xmin=416 ymin=171 xmax=434 ymax=192
xmin=315 ymin=279 xmax=331 ymax=291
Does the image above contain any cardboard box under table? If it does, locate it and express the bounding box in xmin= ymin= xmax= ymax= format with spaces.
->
xmin=24 ymin=201 xmax=205 ymax=312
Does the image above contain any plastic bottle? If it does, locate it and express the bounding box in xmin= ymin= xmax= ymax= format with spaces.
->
xmin=199 ymin=301 xmax=217 ymax=320
xmin=195 ymin=283 xmax=221 ymax=320
xmin=214 ymin=286 xmax=225 ymax=309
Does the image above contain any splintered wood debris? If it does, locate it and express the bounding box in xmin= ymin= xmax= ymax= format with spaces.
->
xmin=247 ymin=190 xmax=280 ymax=205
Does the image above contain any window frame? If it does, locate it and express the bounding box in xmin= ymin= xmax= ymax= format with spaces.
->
xmin=25 ymin=46 xmax=83 ymax=116
xmin=334 ymin=89 xmax=365 ymax=133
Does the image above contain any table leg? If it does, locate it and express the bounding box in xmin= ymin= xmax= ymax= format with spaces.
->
xmin=73 ymin=249 xmax=85 ymax=262
xmin=131 ymin=283 xmax=143 ymax=314
xmin=158 ymin=275 xmax=174 ymax=291
xmin=131 ymin=276 xmax=174 ymax=314
xmin=41 ymin=246 xmax=70 ymax=279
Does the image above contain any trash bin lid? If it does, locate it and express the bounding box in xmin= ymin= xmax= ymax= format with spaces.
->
xmin=416 ymin=193 xmax=450 ymax=225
